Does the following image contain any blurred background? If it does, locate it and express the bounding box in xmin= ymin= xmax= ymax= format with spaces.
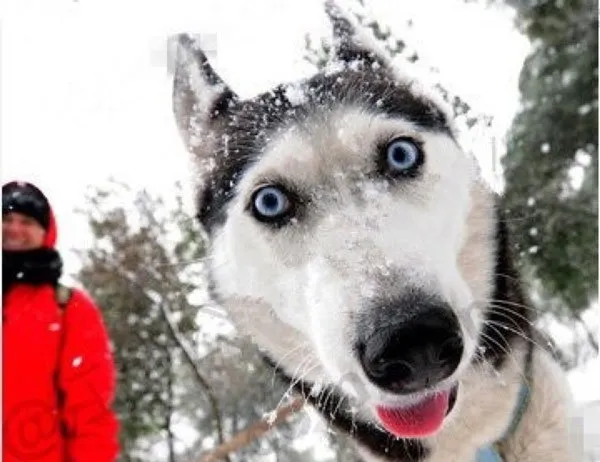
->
xmin=1 ymin=0 xmax=598 ymax=460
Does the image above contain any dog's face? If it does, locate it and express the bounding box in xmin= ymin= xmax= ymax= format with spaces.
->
xmin=173 ymin=7 xmax=496 ymax=440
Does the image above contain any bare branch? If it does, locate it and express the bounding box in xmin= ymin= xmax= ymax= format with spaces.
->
xmin=159 ymin=300 xmax=230 ymax=459
xmin=197 ymin=397 xmax=305 ymax=462
xmin=111 ymin=262 xmax=229 ymax=458
xmin=573 ymin=312 xmax=599 ymax=353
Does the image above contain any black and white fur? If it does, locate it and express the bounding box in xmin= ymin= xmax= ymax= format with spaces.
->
xmin=171 ymin=4 xmax=576 ymax=461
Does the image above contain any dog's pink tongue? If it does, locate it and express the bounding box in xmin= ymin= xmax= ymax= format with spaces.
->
xmin=376 ymin=391 xmax=450 ymax=438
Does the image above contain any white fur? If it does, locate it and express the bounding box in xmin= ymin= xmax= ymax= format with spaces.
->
xmin=172 ymin=24 xmax=576 ymax=461
xmin=205 ymin=109 xmax=576 ymax=460
xmin=211 ymin=109 xmax=483 ymax=416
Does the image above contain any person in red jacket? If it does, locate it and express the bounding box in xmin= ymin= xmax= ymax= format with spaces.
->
xmin=2 ymin=181 xmax=119 ymax=462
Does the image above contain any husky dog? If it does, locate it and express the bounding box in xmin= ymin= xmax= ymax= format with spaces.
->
xmin=171 ymin=4 xmax=576 ymax=461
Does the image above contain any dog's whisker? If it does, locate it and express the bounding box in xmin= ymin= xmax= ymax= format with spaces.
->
xmin=480 ymin=326 xmax=528 ymax=384
xmin=487 ymin=304 xmax=537 ymax=328
xmin=279 ymin=356 xmax=310 ymax=400
xmin=269 ymin=342 xmax=311 ymax=388
xmin=491 ymin=272 xmax=523 ymax=284
xmin=317 ymin=384 xmax=335 ymax=414
xmin=277 ymin=358 xmax=319 ymax=409
xmin=289 ymin=355 xmax=315 ymax=388
xmin=478 ymin=329 xmax=519 ymax=368
xmin=272 ymin=342 xmax=311 ymax=373
xmin=483 ymin=298 xmax=545 ymax=314
xmin=330 ymin=390 xmax=349 ymax=419
xmin=485 ymin=319 xmax=547 ymax=352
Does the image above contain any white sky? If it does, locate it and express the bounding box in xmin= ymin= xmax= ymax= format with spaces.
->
xmin=1 ymin=0 xmax=530 ymax=272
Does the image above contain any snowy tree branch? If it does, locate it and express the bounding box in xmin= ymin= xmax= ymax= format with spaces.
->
xmin=573 ymin=312 xmax=599 ymax=353
xmin=158 ymin=301 xmax=230 ymax=459
xmin=197 ymin=397 xmax=305 ymax=462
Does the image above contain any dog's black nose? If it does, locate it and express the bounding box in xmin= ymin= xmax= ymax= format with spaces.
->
xmin=358 ymin=301 xmax=463 ymax=394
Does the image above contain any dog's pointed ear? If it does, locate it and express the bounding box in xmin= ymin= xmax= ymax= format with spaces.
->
xmin=172 ymin=34 xmax=238 ymax=153
xmin=324 ymin=0 xmax=388 ymax=70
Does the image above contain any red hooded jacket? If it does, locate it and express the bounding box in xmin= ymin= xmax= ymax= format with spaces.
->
xmin=3 ymin=206 xmax=119 ymax=462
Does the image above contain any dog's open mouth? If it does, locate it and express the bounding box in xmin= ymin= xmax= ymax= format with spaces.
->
xmin=375 ymin=384 xmax=458 ymax=438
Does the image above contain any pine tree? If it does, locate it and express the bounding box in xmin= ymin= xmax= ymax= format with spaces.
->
xmin=501 ymin=0 xmax=598 ymax=324
xmin=76 ymin=181 xmax=214 ymax=461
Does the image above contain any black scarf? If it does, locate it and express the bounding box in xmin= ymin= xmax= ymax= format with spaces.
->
xmin=2 ymin=249 xmax=63 ymax=295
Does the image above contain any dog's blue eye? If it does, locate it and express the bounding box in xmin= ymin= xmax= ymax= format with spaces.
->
xmin=252 ymin=186 xmax=291 ymax=221
xmin=385 ymin=138 xmax=422 ymax=174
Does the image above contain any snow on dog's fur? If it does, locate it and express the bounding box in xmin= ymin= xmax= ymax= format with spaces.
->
xmin=171 ymin=4 xmax=577 ymax=461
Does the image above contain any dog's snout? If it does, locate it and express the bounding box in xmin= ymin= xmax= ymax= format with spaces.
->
xmin=358 ymin=301 xmax=463 ymax=394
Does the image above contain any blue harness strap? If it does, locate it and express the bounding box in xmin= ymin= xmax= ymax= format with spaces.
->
xmin=476 ymin=446 xmax=504 ymax=462
xmin=475 ymin=347 xmax=534 ymax=462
